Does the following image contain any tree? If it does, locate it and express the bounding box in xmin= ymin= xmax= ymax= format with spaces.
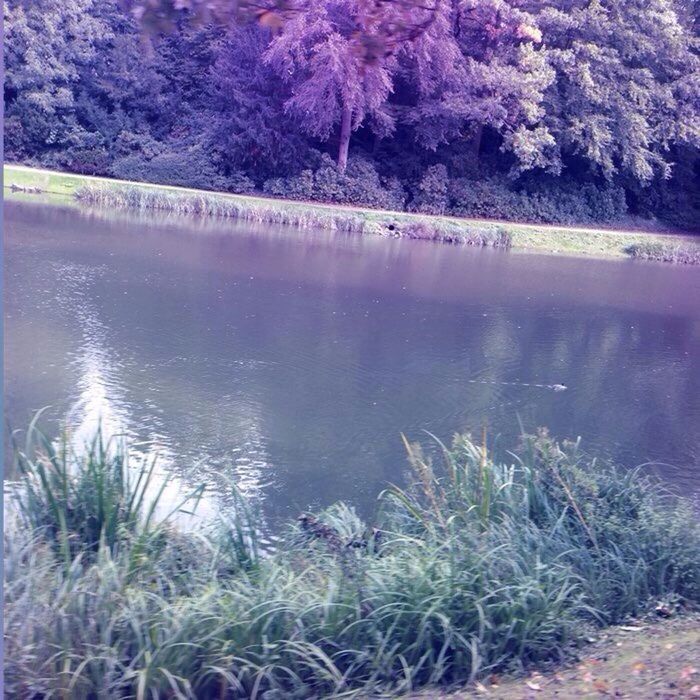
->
xmin=452 ymin=0 xmax=554 ymax=172
xmin=262 ymin=0 xmax=405 ymax=171
xmin=207 ymin=25 xmax=311 ymax=180
xmin=394 ymin=1 xmax=467 ymax=151
xmin=4 ymin=0 xmax=108 ymax=164
xmin=391 ymin=0 xmax=554 ymax=174
xmin=4 ymin=0 xmax=162 ymax=172
xmin=5 ymin=0 xmax=699 ymax=226
xmin=534 ymin=0 xmax=700 ymax=182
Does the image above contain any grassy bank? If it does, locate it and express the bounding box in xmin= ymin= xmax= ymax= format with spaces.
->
xmin=5 ymin=164 xmax=699 ymax=261
xmin=4 ymin=422 xmax=700 ymax=698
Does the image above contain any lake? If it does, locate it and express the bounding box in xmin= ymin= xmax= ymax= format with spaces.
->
xmin=4 ymin=199 xmax=700 ymax=521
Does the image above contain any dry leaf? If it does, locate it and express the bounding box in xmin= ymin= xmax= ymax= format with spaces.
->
xmin=474 ymin=680 xmax=489 ymax=693
xmin=525 ymin=680 xmax=542 ymax=691
xmin=256 ymin=10 xmax=283 ymax=31
xmin=632 ymin=662 xmax=646 ymax=674
xmin=593 ymin=678 xmax=610 ymax=694
xmin=681 ymin=667 xmax=699 ymax=680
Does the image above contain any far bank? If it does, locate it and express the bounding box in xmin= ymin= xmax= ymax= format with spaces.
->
xmin=4 ymin=163 xmax=699 ymax=264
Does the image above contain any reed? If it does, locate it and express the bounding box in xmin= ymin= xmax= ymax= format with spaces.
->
xmin=4 ymin=422 xmax=699 ymax=698
xmin=625 ymin=241 xmax=700 ymax=265
xmin=74 ymin=184 xmax=513 ymax=249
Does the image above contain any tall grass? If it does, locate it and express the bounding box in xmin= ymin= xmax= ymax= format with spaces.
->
xmin=625 ymin=241 xmax=700 ymax=265
xmin=4 ymin=423 xmax=699 ymax=698
xmin=74 ymin=184 xmax=512 ymax=249
xmin=8 ymin=413 xmax=209 ymax=563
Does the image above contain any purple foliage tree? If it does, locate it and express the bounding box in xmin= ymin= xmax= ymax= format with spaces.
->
xmin=263 ymin=2 xmax=384 ymax=172
xmin=262 ymin=0 xmax=438 ymax=171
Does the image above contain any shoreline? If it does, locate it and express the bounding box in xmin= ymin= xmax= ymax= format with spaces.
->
xmin=4 ymin=163 xmax=699 ymax=263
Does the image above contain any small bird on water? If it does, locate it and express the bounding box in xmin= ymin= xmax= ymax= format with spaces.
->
xmin=466 ymin=379 xmax=568 ymax=392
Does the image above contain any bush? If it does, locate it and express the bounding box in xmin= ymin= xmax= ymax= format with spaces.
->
xmin=628 ymin=151 xmax=700 ymax=232
xmin=3 ymin=115 xmax=28 ymax=161
xmin=449 ymin=177 xmax=525 ymax=220
xmin=448 ymin=176 xmax=628 ymax=225
xmin=62 ymin=147 xmax=112 ymax=176
xmin=410 ymin=164 xmax=450 ymax=214
xmin=110 ymin=145 xmax=255 ymax=194
xmin=263 ymin=155 xmax=406 ymax=209
xmin=523 ymin=178 xmax=628 ymax=224
xmin=4 ymin=422 xmax=700 ymax=698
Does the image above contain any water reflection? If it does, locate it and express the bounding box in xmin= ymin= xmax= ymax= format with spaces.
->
xmin=27 ymin=256 xmax=253 ymax=527
xmin=4 ymin=199 xmax=699 ymax=519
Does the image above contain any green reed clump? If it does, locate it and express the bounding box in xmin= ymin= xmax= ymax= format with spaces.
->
xmin=74 ymin=184 xmax=512 ymax=249
xmin=4 ymin=422 xmax=699 ymax=698
xmin=10 ymin=414 xmax=164 ymax=559
xmin=625 ymin=241 xmax=700 ymax=265
xmin=388 ymin=429 xmax=700 ymax=622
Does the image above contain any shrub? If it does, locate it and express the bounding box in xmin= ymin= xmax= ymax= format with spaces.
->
xmin=110 ymin=145 xmax=255 ymax=194
xmin=3 ymin=115 xmax=29 ymax=161
xmin=448 ymin=176 xmax=628 ymax=225
xmin=522 ymin=178 xmax=628 ymax=224
xmin=263 ymin=155 xmax=406 ymax=209
xmin=626 ymin=149 xmax=700 ymax=231
xmin=61 ymin=146 xmax=112 ymax=176
xmin=582 ymin=182 xmax=628 ymax=222
xmin=410 ymin=164 xmax=450 ymax=214
xmin=449 ymin=177 xmax=525 ymax=220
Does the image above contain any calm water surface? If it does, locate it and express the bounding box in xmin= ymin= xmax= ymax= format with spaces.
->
xmin=4 ymin=200 xmax=700 ymax=519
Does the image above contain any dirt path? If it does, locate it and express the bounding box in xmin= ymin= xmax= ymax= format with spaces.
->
xmin=404 ymin=615 xmax=700 ymax=699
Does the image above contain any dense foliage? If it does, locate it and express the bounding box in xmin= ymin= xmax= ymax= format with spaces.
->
xmin=5 ymin=424 xmax=700 ymax=697
xmin=4 ymin=0 xmax=700 ymax=228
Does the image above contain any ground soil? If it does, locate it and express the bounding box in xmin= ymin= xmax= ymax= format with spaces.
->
xmin=403 ymin=614 xmax=700 ymax=700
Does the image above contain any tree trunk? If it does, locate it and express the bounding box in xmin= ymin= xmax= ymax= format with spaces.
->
xmin=337 ymin=104 xmax=352 ymax=173
xmin=471 ymin=123 xmax=483 ymax=171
